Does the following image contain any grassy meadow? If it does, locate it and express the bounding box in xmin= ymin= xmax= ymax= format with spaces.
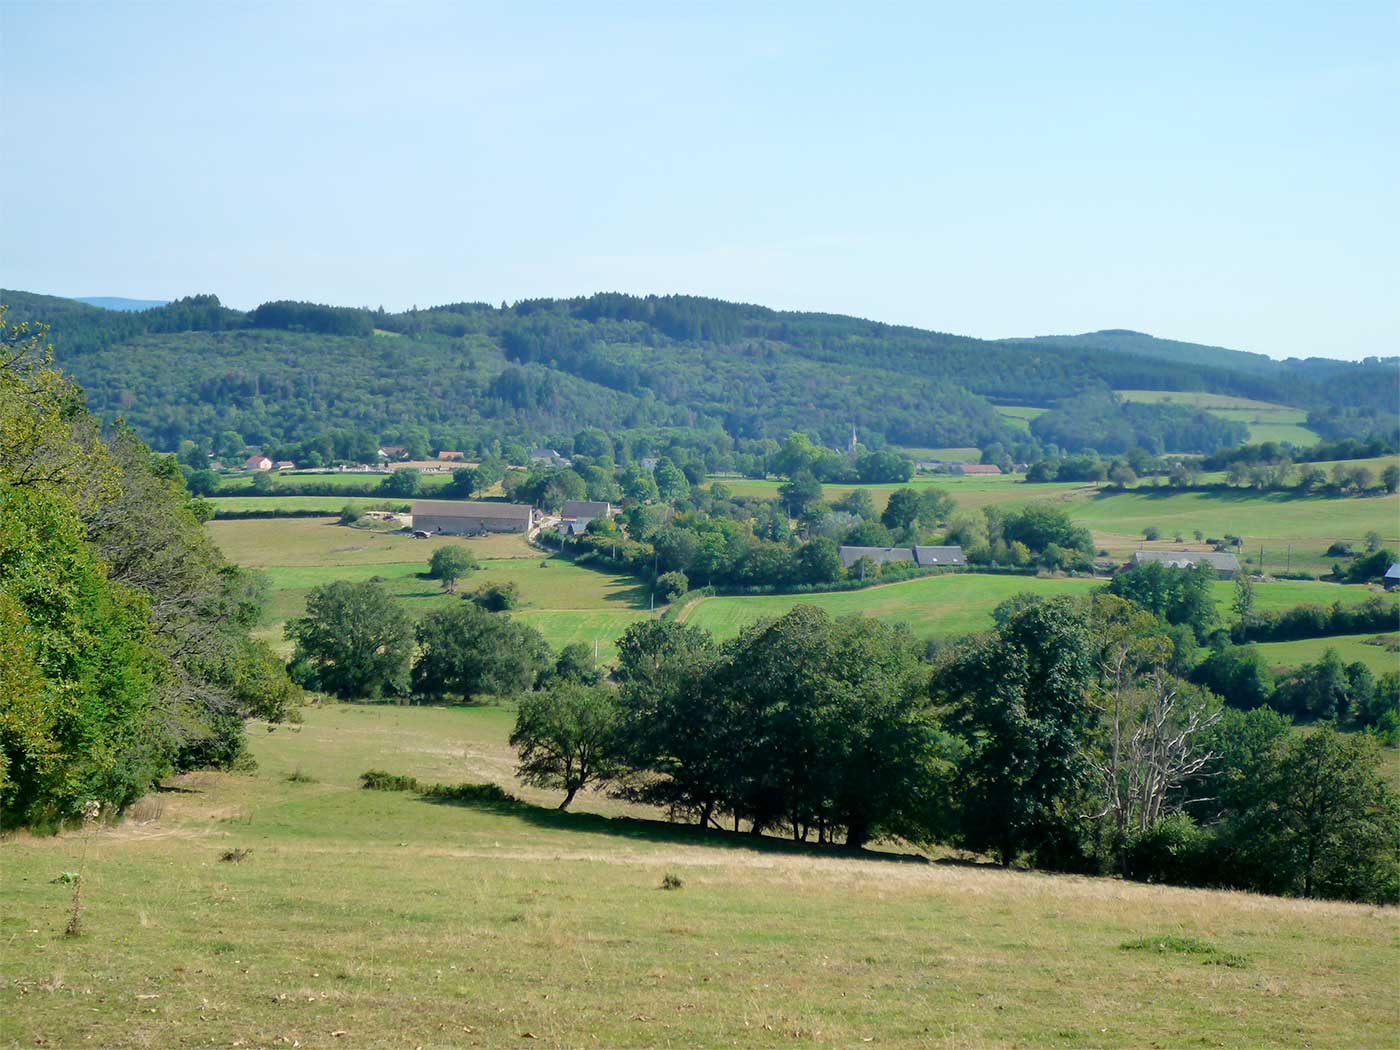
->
xmin=1253 ymin=633 xmax=1399 ymax=677
xmin=992 ymin=404 xmax=1048 ymax=431
xmin=206 ymin=514 xmax=1389 ymax=672
xmin=679 ymin=575 xmax=1383 ymax=647
xmin=210 ymin=517 xmax=652 ymax=661
xmin=1115 ymin=390 xmax=1321 ymax=446
xmin=215 ymin=470 xmax=454 ymax=493
xmin=3 ymin=702 xmax=1397 ymax=1049
xmin=1068 ymin=488 xmax=1398 ymax=574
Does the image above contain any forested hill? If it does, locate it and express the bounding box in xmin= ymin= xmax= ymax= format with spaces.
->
xmin=1002 ymin=330 xmax=1279 ymax=374
xmin=1 ymin=288 xmax=1394 ymax=458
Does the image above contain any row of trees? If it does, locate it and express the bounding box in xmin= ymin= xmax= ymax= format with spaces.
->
xmin=504 ymin=599 xmax=1398 ymax=903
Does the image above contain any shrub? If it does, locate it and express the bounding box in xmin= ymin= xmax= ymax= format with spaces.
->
xmin=660 ymin=872 xmax=684 ymax=890
xmin=656 ymin=571 xmax=689 ymax=602
xmin=359 ymin=770 xmax=421 ymax=792
xmin=1125 ymin=812 xmax=1212 ymax=886
xmin=470 ymin=581 xmax=521 ymax=611
xmin=421 ymin=781 xmax=517 ymax=805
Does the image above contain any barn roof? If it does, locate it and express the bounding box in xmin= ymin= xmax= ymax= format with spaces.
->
xmin=411 ymin=500 xmax=533 ymax=521
xmin=1131 ymin=550 xmax=1241 ymax=572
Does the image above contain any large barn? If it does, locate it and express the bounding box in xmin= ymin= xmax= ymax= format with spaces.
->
xmin=1129 ymin=549 xmax=1240 ymax=578
xmin=411 ymin=500 xmax=535 ymax=535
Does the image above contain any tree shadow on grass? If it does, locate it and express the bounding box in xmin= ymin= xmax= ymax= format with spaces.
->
xmin=418 ymin=789 xmax=930 ymax=865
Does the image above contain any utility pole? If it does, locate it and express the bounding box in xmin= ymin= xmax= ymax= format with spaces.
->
xmin=1286 ymin=545 xmax=1292 ymax=573
xmin=1259 ymin=544 xmax=1265 ymax=577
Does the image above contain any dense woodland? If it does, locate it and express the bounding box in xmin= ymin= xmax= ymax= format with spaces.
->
xmin=0 ymin=308 xmax=299 ymax=829
xmin=3 ymin=289 xmax=1395 ymax=463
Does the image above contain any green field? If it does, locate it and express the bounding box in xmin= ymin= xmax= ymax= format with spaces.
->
xmin=1254 ymin=633 xmax=1399 ymax=677
xmin=1067 ymin=488 xmax=1399 ymax=574
xmin=209 ymin=518 xmax=651 ymax=661
xmin=895 ymin=446 xmax=982 ymax=463
xmin=215 ymin=470 xmax=453 ymax=493
xmin=4 ymin=703 xmax=1395 ymax=1049
xmin=993 ymin=404 xmax=1048 ymax=431
xmin=681 ymin=575 xmax=1382 ymax=647
xmin=683 ymin=575 xmax=1100 ymax=641
xmin=715 ymin=474 xmax=1086 ymax=515
xmin=209 ymin=495 xmax=413 ymax=513
xmin=208 ymin=516 xmax=1390 ymax=671
xmin=1115 ymin=390 xmax=1320 ymax=446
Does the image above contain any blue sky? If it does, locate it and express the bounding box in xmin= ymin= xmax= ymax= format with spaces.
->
xmin=2 ymin=2 xmax=1395 ymax=359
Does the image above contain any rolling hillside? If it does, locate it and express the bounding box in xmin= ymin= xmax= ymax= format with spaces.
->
xmin=2 ymin=288 xmax=1395 ymax=457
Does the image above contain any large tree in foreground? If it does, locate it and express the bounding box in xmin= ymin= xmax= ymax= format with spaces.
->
xmin=287 ymin=580 xmax=413 ymax=699
xmin=935 ymin=598 xmax=1096 ymax=866
xmin=510 ymin=683 xmax=622 ymax=809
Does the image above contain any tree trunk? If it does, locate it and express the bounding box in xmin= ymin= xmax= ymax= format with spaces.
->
xmin=558 ymin=786 xmax=577 ymax=810
xmin=845 ymin=819 xmax=870 ymax=850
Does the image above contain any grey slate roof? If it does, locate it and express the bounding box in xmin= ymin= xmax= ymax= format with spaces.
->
xmin=562 ymin=500 xmax=611 ymax=520
xmin=1131 ymin=550 xmax=1240 ymax=572
xmin=1384 ymin=563 xmax=1400 ymax=580
xmin=913 ymin=545 xmax=965 ymax=566
xmin=839 ymin=546 xmax=914 ymax=569
xmin=411 ymin=500 xmax=533 ymax=521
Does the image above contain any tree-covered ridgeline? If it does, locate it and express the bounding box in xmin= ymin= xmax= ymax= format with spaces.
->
xmin=0 ymin=307 xmax=300 ymax=830
xmin=3 ymin=289 xmax=1394 ymax=460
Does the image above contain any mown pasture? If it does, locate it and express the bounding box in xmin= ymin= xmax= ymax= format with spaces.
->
xmin=992 ymin=404 xmax=1048 ymax=431
xmin=3 ymin=703 xmax=1396 ymax=1049
xmin=680 ymin=574 xmax=1384 ymax=648
xmin=1068 ymin=488 xmax=1398 ymax=574
xmin=214 ymin=470 xmax=454 ymax=493
xmin=207 ymin=515 xmax=1389 ymax=671
xmin=210 ymin=518 xmax=651 ymax=661
xmin=1115 ymin=389 xmax=1320 ymax=446
xmin=1253 ymin=633 xmax=1398 ymax=677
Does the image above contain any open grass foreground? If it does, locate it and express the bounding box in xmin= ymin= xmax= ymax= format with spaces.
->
xmin=3 ymin=704 xmax=1397 ymax=1049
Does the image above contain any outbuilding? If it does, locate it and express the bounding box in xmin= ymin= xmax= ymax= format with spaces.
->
xmin=411 ymin=500 xmax=535 ymax=535
xmin=1130 ymin=549 xmax=1241 ymax=578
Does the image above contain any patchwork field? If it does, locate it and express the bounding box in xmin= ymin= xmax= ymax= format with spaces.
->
xmin=894 ymin=446 xmax=981 ymax=463
xmin=992 ymin=404 xmax=1048 ymax=431
xmin=715 ymin=474 xmax=1087 ymax=515
xmin=3 ymin=703 xmax=1396 ymax=1049
xmin=1067 ymin=489 xmax=1399 ymax=575
xmin=209 ymin=518 xmax=651 ymax=661
xmin=215 ymin=470 xmax=454 ymax=493
xmin=1253 ymin=633 xmax=1398 ymax=677
xmin=1115 ymin=390 xmax=1320 ymax=446
xmin=680 ymin=575 xmax=1383 ymax=647
xmin=208 ymin=514 xmax=1391 ymax=671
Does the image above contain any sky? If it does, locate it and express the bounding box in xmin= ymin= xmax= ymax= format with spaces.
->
xmin=2 ymin=2 xmax=1395 ymax=360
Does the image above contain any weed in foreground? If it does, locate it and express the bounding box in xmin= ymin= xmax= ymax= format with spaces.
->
xmin=1120 ymin=935 xmax=1248 ymax=967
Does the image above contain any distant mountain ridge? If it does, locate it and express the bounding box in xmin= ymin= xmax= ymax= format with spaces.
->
xmin=74 ymin=296 xmax=170 ymax=312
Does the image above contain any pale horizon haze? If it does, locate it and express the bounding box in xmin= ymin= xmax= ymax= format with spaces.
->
xmin=2 ymin=2 xmax=1396 ymax=360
